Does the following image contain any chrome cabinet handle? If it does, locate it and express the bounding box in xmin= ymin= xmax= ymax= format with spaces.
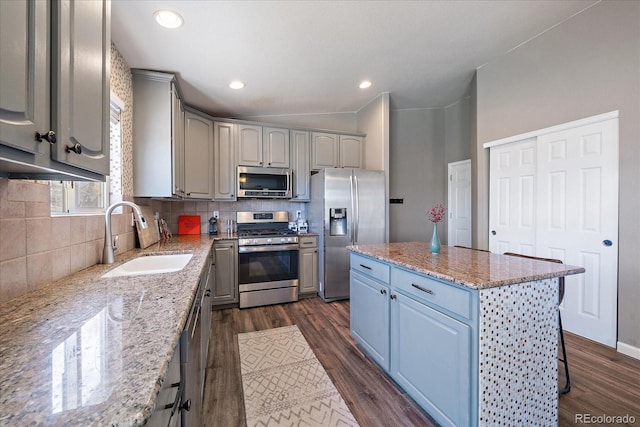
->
xmin=411 ymin=283 xmax=434 ymax=295
xmin=35 ymin=130 xmax=56 ymax=144
xmin=359 ymin=264 xmax=372 ymax=270
xmin=65 ymin=143 xmax=82 ymax=154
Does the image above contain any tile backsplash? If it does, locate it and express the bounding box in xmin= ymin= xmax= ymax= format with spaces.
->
xmin=0 ymin=176 xmax=309 ymax=305
xmin=0 ymin=178 xmax=136 ymax=304
xmin=136 ymin=198 xmax=307 ymax=235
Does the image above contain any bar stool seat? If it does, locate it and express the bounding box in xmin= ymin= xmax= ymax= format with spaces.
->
xmin=503 ymin=252 xmax=571 ymax=395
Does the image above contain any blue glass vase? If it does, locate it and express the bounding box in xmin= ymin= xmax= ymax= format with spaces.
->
xmin=430 ymin=222 xmax=441 ymax=254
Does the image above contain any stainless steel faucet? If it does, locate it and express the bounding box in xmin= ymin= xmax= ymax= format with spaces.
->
xmin=103 ymin=201 xmax=148 ymax=264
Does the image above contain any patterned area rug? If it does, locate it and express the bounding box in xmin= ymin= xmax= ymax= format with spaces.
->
xmin=238 ymin=325 xmax=359 ymax=427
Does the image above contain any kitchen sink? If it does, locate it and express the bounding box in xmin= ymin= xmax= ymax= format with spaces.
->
xmin=101 ymin=253 xmax=193 ymax=278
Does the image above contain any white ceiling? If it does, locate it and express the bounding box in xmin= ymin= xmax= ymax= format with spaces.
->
xmin=111 ymin=0 xmax=598 ymax=118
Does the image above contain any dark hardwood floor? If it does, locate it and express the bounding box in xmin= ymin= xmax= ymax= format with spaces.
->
xmin=202 ymin=297 xmax=640 ymax=427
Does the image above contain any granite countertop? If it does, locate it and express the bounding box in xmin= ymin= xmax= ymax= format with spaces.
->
xmin=0 ymin=234 xmax=237 ymax=426
xmin=348 ymin=242 xmax=585 ymax=290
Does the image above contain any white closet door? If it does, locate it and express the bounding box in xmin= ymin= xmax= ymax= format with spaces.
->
xmin=488 ymin=138 xmax=537 ymax=255
xmin=536 ymin=119 xmax=618 ymax=346
xmin=447 ymin=160 xmax=472 ymax=247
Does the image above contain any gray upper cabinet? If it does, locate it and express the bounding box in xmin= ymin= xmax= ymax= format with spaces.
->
xmin=339 ymin=135 xmax=363 ymax=168
xmin=311 ymin=132 xmax=339 ymax=169
xmin=237 ymin=124 xmax=290 ymax=168
xmin=0 ymin=0 xmax=110 ymax=180
xmin=172 ymin=87 xmax=185 ymax=196
xmin=132 ymin=70 xmax=185 ymax=197
xmin=263 ymin=127 xmax=290 ymax=168
xmin=0 ymin=0 xmax=49 ymax=156
xmin=184 ymin=110 xmax=214 ymax=199
xmin=214 ymin=122 xmax=236 ymax=201
xmin=311 ymin=132 xmax=364 ymax=169
xmin=50 ymin=0 xmax=110 ymax=175
xmin=237 ymin=124 xmax=263 ymax=167
xmin=290 ymin=130 xmax=311 ymax=201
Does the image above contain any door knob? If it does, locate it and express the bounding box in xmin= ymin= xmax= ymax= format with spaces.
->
xmin=491 ymin=230 xmax=496 ymax=235
xmin=602 ymin=240 xmax=613 ymax=247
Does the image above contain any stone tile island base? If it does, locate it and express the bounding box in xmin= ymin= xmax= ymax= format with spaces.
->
xmin=478 ymin=279 xmax=558 ymax=425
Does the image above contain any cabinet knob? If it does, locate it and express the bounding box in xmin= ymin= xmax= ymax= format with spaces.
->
xmin=380 ymin=289 xmax=387 ymax=295
xmin=35 ymin=130 xmax=56 ymax=144
xmin=390 ymin=294 xmax=397 ymax=300
xmin=64 ymin=143 xmax=82 ymax=155
xmin=180 ymin=399 xmax=191 ymax=412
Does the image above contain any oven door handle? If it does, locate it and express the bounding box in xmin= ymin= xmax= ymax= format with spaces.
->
xmin=238 ymin=244 xmax=300 ymax=253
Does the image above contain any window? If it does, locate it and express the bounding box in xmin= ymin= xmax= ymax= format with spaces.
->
xmin=51 ymin=95 xmax=123 ymax=214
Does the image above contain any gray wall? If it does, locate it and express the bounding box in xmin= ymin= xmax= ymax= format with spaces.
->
xmin=389 ymin=108 xmax=446 ymax=243
xmin=475 ymin=1 xmax=640 ymax=348
xmin=444 ymin=95 xmax=472 ymax=164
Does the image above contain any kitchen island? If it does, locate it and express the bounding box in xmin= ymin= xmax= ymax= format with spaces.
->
xmin=0 ymin=234 xmax=235 ymax=426
xmin=348 ymin=242 xmax=585 ymax=427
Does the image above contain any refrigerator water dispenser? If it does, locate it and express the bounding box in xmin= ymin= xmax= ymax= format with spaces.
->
xmin=329 ymin=208 xmax=347 ymax=236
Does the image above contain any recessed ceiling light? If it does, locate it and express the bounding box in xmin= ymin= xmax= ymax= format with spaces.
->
xmin=154 ymin=10 xmax=183 ymax=29
xmin=359 ymin=80 xmax=372 ymax=89
xmin=229 ymin=81 xmax=245 ymax=89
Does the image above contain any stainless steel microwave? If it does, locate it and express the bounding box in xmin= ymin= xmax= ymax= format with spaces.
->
xmin=237 ymin=166 xmax=292 ymax=199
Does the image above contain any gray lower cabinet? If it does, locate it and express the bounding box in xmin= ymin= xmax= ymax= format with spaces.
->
xmin=350 ymin=253 xmax=476 ymax=427
xmin=298 ymin=235 xmax=318 ymax=295
xmin=390 ymin=292 xmax=471 ymax=427
xmin=1 ymin=0 xmax=110 ymax=180
xmin=147 ymin=342 xmax=181 ymax=427
xmin=212 ymin=240 xmax=238 ymax=305
xmin=350 ymin=270 xmax=390 ymax=371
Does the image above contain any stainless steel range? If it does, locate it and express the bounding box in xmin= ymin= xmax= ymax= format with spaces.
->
xmin=236 ymin=211 xmax=299 ymax=308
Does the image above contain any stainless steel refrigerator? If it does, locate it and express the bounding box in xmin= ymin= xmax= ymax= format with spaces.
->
xmin=309 ymin=168 xmax=386 ymax=302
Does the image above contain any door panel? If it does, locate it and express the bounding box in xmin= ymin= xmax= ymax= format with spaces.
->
xmin=0 ymin=0 xmax=49 ymax=155
xmin=52 ymin=0 xmax=110 ymax=174
xmin=184 ymin=113 xmax=213 ymax=199
xmin=391 ymin=292 xmax=471 ymax=427
xmin=213 ymin=122 xmax=236 ymax=200
xmin=489 ymin=138 xmax=536 ymax=254
xmin=489 ymin=117 xmax=618 ymax=346
xmin=447 ymin=160 xmax=472 ymax=247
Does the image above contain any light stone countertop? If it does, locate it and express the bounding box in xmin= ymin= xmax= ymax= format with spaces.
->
xmin=348 ymin=242 xmax=585 ymax=289
xmin=0 ymin=234 xmax=237 ymax=426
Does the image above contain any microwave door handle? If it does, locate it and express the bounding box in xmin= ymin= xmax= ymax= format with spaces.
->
xmin=287 ymin=171 xmax=291 ymax=196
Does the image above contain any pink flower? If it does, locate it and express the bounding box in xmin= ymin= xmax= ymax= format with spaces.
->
xmin=425 ymin=203 xmax=446 ymax=223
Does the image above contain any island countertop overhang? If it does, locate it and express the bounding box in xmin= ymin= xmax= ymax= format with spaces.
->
xmin=347 ymin=242 xmax=585 ymax=290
